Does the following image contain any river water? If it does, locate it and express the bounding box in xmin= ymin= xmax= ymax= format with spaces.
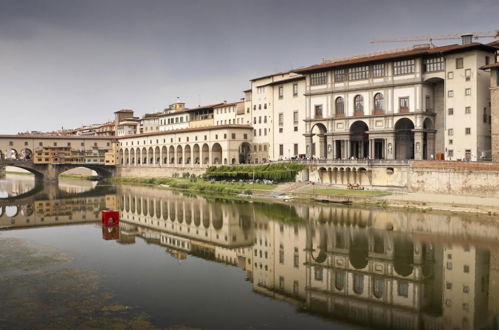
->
xmin=1 ymin=173 xmax=499 ymax=330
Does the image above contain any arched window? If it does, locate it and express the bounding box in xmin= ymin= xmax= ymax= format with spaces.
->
xmin=354 ymin=95 xmax=364 ymax=115
xmin=374 ymin=93 xmax=384 ymax=113
xmin=335 ymin=97 xmax=344 ymax=116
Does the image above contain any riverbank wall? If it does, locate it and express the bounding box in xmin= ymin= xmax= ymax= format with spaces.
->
xmin=300 ymin=161 xmax=499 ymax=197
xmin=115 ymin=161 xmax=499 ymax=197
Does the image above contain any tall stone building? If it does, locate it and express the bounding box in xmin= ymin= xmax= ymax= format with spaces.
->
xmin=484 ymin=63 xmax=499 ymax=161
xmin=294 ymin=38 xmax=497 ymax=161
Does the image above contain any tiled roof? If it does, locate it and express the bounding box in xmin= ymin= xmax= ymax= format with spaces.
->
xmin=118 ymin=124 xmax=253 ymax=139
xmin=114 ymin=109 xmax=134 ymax=113
xmin=294 ymin=43 xmax=498 ymax=73
xmin=213 ymin=101 xmax=243 ymax=108
xmin=481 ymin=62 xmax=499 ymax=69
xmin=184 ymin=103 xmax=225 ymax=112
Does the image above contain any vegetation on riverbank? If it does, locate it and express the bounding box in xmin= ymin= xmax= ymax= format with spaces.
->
xmin=204 ymin=163 xmax=305 ymax=182
xmin=108 ymin=176 xmax=277 ymax=195
xmin=300 ymin=188 xmax=391 ymax=197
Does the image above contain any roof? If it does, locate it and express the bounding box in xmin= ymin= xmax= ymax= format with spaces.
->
xmin=249 ymin=70 xmax=294 ymax=81
xmin=0 ymin=134 xmax=116 ymax=140
xmin=118 ymin=124 xmax=253 ymax=139
xmin=114 ymin=109 xmax=134 ymax=113
xmin=481 ymin=62 xmax=499 ymax=69
xmin=488 ymin=40 xmax=499 ymax=47
xmin=263 ymin=75 xmax=305 ymax=86
xmin=213 ymin=101 xmax=243 ymax=108
xmin=294 ymin=43 xmax=498 ymax=74
xmin=242 ymin=89 xmax=252 ymax=93
xmin=185 ymin=103 xmax=225 ymax=112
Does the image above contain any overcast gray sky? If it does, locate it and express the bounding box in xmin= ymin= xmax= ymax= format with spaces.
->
xmin=1 ymin=0 xmax=498 ymax=133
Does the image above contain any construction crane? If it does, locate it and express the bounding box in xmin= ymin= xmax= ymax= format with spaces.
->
xmin=371 ymin=30 xmax=499 ymax=44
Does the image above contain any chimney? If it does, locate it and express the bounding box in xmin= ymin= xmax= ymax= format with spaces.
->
xmin=461 ymin=33 xmax=473 ymax=45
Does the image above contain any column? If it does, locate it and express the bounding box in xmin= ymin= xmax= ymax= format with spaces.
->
xmin=326 ymin=134 xmax=334 ymax=161
xmin=386 ymin=134 xmax=395 ymax=160
xmin=414 ymin=131 xmax=424 ymax=160
xmin=427 ymin=132 xmax=435 ymax=160
xmin=304 ymin=134 xmax=313 ymax=158
xmin=346 ymin=139 xmax=351 ymax=159
xmin=369 ymin=139 xmax=374 ymax=159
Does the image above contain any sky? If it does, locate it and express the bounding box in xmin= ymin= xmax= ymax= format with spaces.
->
xmin=1 ymin=0 xmax=498 ymax=134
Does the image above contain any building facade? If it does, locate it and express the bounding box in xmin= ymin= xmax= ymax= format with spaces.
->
xmin=294 ymin=41 xmax=496 ymax=161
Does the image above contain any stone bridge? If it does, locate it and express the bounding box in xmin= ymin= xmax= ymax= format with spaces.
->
xmin=0 ymin=181 xmax=117 ymax=209
xmin=0 ymin=159 xmax=115 ymax=182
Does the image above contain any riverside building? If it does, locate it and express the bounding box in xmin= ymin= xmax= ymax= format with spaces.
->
xmin=294 ymin=37 xmax=497 ymax=161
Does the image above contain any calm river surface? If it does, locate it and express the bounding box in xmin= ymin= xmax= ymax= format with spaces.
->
xmin=1 ymin=173 xmax=499 ymax=330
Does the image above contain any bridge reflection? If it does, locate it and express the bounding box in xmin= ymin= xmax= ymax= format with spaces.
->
xmin=2 ymin=184 xmax=499 ymax=329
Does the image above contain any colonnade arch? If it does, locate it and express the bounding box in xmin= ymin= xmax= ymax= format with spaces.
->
xmin=120 ymin=194 xmax=233 ymax=231
xmin=119 ymin=140 xmax=252 ymax=167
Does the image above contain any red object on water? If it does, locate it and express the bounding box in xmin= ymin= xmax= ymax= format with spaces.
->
xmin=102 ymin=226 xmax=120 ymax=240
xmin=101 ymin=210 xmax=119 ymax=226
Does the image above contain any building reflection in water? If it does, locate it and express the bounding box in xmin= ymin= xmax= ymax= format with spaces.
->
xmin=2 ymin=182 xmax=499 ymax=330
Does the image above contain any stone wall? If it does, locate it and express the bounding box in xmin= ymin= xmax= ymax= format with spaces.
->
xmin=492 ymin=69 xmax=499 ymax=162
xmin=408 ymin=161 xmax=499 ymax=196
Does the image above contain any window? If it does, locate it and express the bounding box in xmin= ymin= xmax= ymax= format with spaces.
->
xmin=335 ymin=97 xmax=344 ymax=116
xmin=231 ymin=133 xmax=236 ymax=139
xmin=279 ymin=128 xmax=283 ymax=133
xmin=278 ymin=86 xmax=284 ymax=99
xmin=310 ymin=72 xmax=327 ymax=86
xmin=374 ymin=93 xmax=384 ymax=112
xmin=373 ymin=278 xmax=384 ymax=298
xmin=353 ymin=274 xmax=364 ymax=294
xmin=264 ymin=116 xmax=267 ymax=123
xmin=293 ymin=248 xmax=299 ymax=267
xmin=448 ymin=108 xmax=454 ymax=115
xmin=279 ymin=276 xmax=284 ymax=289
xmin=465 ymin=69 xmax=471 ymax=81
xmin=398 ymin=282 xmax=409 ymax=297
xmin=279 ymin=245 xmax=284 ymax=264
xmin=278 ymin=113 xmax=284 ymax=126
xmin=448 ymin=71 xmax=454 ymax=79
xmin=424 ymin=57 xmax=445 ymax=72
xmin=293 ymin=111 xmax=298 ymax=124
xmin=463 ymin=285 xmax=469 ymax=293
xmin=335 ymin=271 xmax=345 ymax=290
xmin=293 ymin=83 xmax=298 ymax=96
xmin=393 ymin=59 xmax=415 ymax=75
xmin=334 ymin=69 xmax=346 ymax=82
xmin=448 ymin=129 xmax=454 ymax=136
xmin=456 ymin=57 xmax=464 ymax=69
xmin=349 ymin=66 xmax=369 ymax=80
xmin=465 ymin=106 xmax=471 ymax=114
xmin=314 ymin=267 xmax=323 ymax=281
xmin=293 ymin=281 xmax=299 ymax=295
xmin=448 ymin=90 xmax=454 ymax=97
xmin=294 ymin=126 xmax=298 ymax=131
xmin=294 ymin=143 xmax=298 ymax=155
xmin=314 ymin=105 xmax=323 ymax=119
xmin=279 ymin=144 xmax=284 ymax=156
xmin=399 ymin=97 xmax=409 ymax=112
xmin=426 ymin=95 xmax=432 ymax=112
xmin=354 ymin=95 xmax=364 ymax=114
xmin=372 ymin=63 xmax=385 ymax=77
xmin=449 ymin=139 xmax=453 ymax=145
xmin=465 ymin=88 xmax=471 ymax=96
xmin=448 ymin=150 xmax=454 ymax=157
xmin=465 ymin=128 xmax=471 ymax=135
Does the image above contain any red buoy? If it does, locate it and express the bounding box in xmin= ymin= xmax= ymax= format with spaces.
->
xmin=101 ymin=210 xmax=120 ymax=226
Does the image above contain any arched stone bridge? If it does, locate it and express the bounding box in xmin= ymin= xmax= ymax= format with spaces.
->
xmin=0 ymin=159 xmax=115 ymax=182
